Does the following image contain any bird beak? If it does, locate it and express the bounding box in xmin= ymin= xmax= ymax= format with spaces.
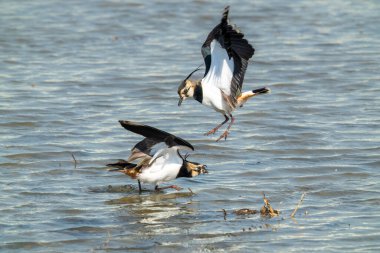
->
xmin=178 ymin=97 xmax=183 ymax=106
xmin=201 ymin=165 xmax=208 ymax=174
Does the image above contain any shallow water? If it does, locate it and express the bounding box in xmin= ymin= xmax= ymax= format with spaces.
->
xmin=1 ymin=0 xmax=380 ymax=252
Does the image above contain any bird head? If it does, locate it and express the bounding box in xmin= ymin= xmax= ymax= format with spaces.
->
xmin=178 ymin=79 xmax=197 ymax=106
xmin=182 ymin=153 xmax=208 ymax=177
xmin=178 ymin=65 xmax=202 ymax=106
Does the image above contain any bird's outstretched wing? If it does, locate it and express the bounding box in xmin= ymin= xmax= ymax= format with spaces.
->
xmin=118 ymin=120 xmax=194 ymax=161
xmin=201 ymin=6 xmax=255 ymax=106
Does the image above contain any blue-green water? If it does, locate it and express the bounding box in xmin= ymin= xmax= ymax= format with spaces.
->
xmin=1 ymin=0 xmax=379 ymax=252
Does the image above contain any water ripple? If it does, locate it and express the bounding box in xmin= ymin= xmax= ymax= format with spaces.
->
xmin=1 ymin=0 xmax=380 ymax=252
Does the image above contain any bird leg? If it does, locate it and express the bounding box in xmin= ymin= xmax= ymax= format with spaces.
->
xmin=155 ymin=185 xmax=183 ymax=192
xmin=138 ymin=180 xmax=142 ymax=194
xmin=204 ymin=115 xmax=229 ymax=136
xmin=216 ymin=114 xmax=235 ymax=142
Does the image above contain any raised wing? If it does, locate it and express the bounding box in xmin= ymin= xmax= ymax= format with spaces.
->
xmin=128 ymin=137 xmax=166 ymax=161
xmin=118 ymin=120 xmax=194 ymax=161
xmin=201 ymin=6 xmax=255 ymax=106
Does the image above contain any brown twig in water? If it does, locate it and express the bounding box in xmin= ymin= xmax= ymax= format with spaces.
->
xmin=188 ymin=188 xmax=194 ymax=194
xmin=71 ymin=153 xmax=77 ymax=168
xmin=291 ymin=192 xmax=306 ymax=218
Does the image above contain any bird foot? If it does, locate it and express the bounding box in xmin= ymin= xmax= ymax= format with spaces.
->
xmin=155 ymin=185 xmax=182 ymax=192
xmin=204 ymin=127 xmax=219 ymax=136
xmin=216 ymin=130 xmax=229 ymax=142
xmin=170 ymin=185 xmax=182 ymax=191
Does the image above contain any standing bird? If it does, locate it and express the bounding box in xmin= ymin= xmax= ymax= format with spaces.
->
xmin=178 ymin=6 xmax=270 ymax=141
xmin=107 ymin=120 xmax=207 ymax=193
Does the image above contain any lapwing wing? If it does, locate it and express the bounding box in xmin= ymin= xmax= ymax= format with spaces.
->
xmin=107 ymin=120 xmax=207 ymax=193
xmin=178 ymin=6 xmax=270 ymax=141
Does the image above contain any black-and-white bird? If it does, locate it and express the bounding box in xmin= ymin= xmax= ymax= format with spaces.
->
xmin=107 ymin=120 xmax=207 ymax=193
xmin=178 ymin=6 xmax=270 ymax=141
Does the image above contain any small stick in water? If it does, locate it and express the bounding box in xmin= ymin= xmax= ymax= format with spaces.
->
xmin=290 ymin=192 xmax=306 ymax=218
xmin=222 ymin=209 xmax=227 ymax=220
xmin=71 ymin=153 xmax=77 ymax=168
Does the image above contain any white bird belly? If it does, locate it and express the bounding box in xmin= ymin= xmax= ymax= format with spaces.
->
xmin=202 ymin=83 xmax=231 ymax=114
xmin=137 ymin=149 xmax=182 ymax=185
xmin=201 ymin=40 xmax=235 ymax=115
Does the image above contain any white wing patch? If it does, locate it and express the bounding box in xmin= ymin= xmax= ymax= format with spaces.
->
xmin=138 ymin=147 xmax=182 ymax=185
xmin=202 ymin=40 xmax=234 ymax=96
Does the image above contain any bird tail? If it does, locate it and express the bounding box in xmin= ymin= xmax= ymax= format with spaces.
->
xmin=107 ymin=159 xmax=139 ymax=179
xmin=237 ymin=87 xmax=270 ymax=107
xmin=252 ymin=87 xmax=271 ymax=95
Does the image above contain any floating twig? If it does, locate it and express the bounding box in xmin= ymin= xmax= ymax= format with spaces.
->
xmin=222 ymin=209 xmax=227 ymax=220
xmin=71 ymin=153 xmax=77 ymax=168
xmin=290 ymin=192 xmax=306 ymax=218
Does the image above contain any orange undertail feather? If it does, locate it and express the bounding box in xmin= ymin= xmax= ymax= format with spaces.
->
xmin=121 ymin=167 xmax=140 ymax=179
xmin=237 ymin=87 xmax=270 ymax=107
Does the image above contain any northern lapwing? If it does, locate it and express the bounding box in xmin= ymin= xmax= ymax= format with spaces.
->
xmin=107 ymin=120 xmax=208 ymax=193
xmin=178 ymin=6 xmax=270 ymax=141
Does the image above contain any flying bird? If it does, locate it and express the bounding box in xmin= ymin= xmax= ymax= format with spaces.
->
xmin=178 ymin=6 xmax=270 ymax=141
xmin=107 ymin=120 xmax=207 ymax=193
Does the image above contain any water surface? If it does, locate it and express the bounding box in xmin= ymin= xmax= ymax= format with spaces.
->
xmin=1 ymin=0 xmax=380 ymax=252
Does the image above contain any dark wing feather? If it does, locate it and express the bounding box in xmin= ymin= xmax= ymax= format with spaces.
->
xmin=128 ymin=137 xmax=163 ymax=160
xmin=119 ymin=120 xmax=194 ymax=151
xmin=201 ymin=24 xmax=220 ymax=77
xmin=107 ymin=159 xmax=137 ymax=170
xmin=201 ymin=6 xmax=254 ymax=104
